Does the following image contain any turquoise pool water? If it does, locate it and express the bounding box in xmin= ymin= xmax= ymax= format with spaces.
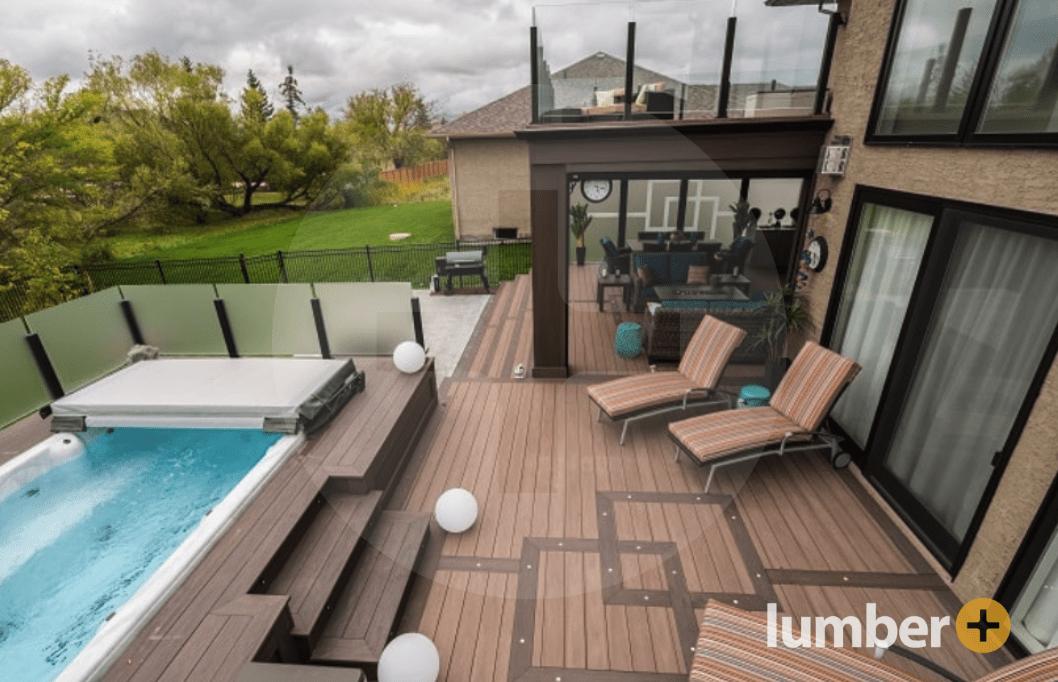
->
xmin=0 ymin=427 xmax=282 ymax=682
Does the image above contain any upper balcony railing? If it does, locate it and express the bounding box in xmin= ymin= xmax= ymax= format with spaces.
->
xmin=531 ymin=0 xmax=839 ymax=125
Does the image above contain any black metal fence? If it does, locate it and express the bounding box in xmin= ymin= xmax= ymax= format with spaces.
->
xmin=0 ymin=238 xmax=532 ymax=324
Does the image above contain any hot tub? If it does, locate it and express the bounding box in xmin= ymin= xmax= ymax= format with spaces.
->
xmin=0 ymin=357 xmax=365 ymax=682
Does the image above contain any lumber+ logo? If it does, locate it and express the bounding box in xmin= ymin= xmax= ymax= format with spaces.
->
xmin=766 ymin=599 xmax=1009 ymax=653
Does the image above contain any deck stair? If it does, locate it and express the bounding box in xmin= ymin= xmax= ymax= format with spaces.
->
xmin=310 ymin=510 xmax=431 ymax=672
xmin=253 ymin=485 xmax=385 ymax=655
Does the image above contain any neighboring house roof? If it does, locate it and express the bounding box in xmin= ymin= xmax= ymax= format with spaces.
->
xmin=430 ymin=51 xmax=796 ymax=139
xmin=430 ymin=86 xmax=532 ymax=139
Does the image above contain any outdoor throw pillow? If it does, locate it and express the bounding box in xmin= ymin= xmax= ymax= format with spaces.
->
xmin=637 ymin=265 xmax=654 ymax=287
xmin=686 ymin=265 xmax=710 ymax=284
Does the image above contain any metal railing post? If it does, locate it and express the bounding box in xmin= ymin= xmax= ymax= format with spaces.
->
xmin=155 ymin=259 xmax=167 ymax=284
xmin=276 ymin=250 xmax=289 ymax=283
xmin=239 ymin=253 xmax=251 ymax=283
xmin=365 ymin=245 xmax=375 ymax=282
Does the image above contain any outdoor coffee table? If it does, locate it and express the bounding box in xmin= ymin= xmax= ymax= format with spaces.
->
xmin=652 ymin=285 xmax=750 ymax=302
xmin=597 ymin=273 xmax=634 ymax=311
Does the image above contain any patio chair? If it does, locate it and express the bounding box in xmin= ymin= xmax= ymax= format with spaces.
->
xmin=692 ymin=600 xmax=1058 ymax=682
xmin=600 ymin=236 xmax=631 ymax=273
xmin=587 ymin=315 xmax=746 ymax=445
xmin=670 ymin=341 xmax=861 ymax=492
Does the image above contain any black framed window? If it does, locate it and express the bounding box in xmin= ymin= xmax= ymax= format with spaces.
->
xmin=868 ymin=0 xmax=1058 ymax=146
xmin=976 ymin=2 xmax=1058 ymax=135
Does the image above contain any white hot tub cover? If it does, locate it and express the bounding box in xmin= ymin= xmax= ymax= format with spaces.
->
xmin=50 ymin=358 xmax=364 ymax=432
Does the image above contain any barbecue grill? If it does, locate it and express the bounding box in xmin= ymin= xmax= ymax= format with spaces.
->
xmin=435 ymin=248 xmax=490 ymax=294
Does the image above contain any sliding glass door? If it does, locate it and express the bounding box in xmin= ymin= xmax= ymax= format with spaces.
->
xmin=877 ymin=220 xmax=1058 ymax=560
xmin=827 ymin=191 xmax=1058 ymax=569
xmin=829 ymin=203 xmax=933 ymax=449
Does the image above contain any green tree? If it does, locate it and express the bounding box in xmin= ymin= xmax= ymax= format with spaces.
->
xmin=88 ymin=52 xmax=352 ymax=217
xmin=343 ymin=83 xmax=446 ymax=169
xmin=279 ymin=65 xmax=305 ymax=122
xmin=242 ymin=69 xmax=274 ymax=122
xmin=0 ymin=59 xmax=150 ymax=310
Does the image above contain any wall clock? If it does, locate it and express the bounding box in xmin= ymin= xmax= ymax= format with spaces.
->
xmin=581 ymin=179 xmax=613 ymax=203
xmin=805 ymin=236 xmax=829 ymax=272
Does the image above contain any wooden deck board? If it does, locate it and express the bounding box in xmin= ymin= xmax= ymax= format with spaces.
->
xmin=401 ymin=274 xmax=1014 ymax=681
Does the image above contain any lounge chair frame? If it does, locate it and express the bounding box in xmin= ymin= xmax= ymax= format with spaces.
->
xmin=593 ymin=385 xmax=738 ymax=446
xmin=670 ymin=421 xmax=850 ymax=493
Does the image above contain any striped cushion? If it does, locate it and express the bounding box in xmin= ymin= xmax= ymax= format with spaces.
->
xmin=770 ymin=342 xmax=861 ymax=432
xmin=691 ymin=601 xmax=921 ymax=682
xmin=669 ymin=407 xmax=810 ymax=464
xmin=977 ymin=647 xmax=1058 ymax=682
xmin=588 ymin=372 xmax=700 ymax=418
xmin=678 ymin=316 xmax=747 ymax=388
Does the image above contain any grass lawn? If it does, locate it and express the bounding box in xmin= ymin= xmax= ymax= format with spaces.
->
xmin=110 ymin=202 xmax=455 ymax=261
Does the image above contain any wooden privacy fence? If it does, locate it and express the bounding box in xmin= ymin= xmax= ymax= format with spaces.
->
xmin=380 ymin=160 xmax=448 ymax=185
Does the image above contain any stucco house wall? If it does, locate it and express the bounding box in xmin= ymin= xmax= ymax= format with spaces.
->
xmin=449 ymin=137 xmax=532 ymax=240
xmin=805 ymin=0 xmax=1058 ymax=601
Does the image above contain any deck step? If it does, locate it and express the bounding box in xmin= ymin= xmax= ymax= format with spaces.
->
xmin=260 ymin=487 xmax=385 ymax=652
xmin=310 ymin=510 xmax=431 ymax=670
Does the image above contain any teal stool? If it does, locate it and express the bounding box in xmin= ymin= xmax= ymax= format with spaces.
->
xmin=737 ymin=384 xmax=771 ymax=408
xmin=615 ymin=322 xmax=643 ymax=359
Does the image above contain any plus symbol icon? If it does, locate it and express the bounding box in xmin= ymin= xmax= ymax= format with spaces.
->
xmin=967 ymin=609 xmax=1000 ymax=643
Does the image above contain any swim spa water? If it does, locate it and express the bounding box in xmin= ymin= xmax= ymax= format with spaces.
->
xmin=0 ymin=428 xmax=283 ymax=682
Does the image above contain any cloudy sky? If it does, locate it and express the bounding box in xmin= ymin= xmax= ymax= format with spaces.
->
xmin=0 ymin=0 xmax=831 ymax=121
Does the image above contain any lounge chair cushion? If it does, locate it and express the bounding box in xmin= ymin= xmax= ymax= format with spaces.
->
xmin=678 ymin=315 xmax=747 ymax=387
xmin=588 ymin=372 xmax=701 ymax=419
xmin=669 ymin=407 xmax=810 ymax=464
xmin=691 ymin=601 xmax=921 ymax=682
xmin=770 ymin=341 xmax=861 ymax=432
xmin=693 ymin=601 xmax=1058 ymax=682
xmin=977 ymin=647 xmax=1058 ymax=682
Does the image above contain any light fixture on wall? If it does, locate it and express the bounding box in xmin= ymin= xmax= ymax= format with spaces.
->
xmin=809 ymin=189 xmax=833 ymax=215
xmin=818 ymin=135 xmax=852 ymax=176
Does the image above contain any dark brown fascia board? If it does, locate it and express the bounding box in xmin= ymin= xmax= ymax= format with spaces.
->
xmin=514 ymin=115 xmax=834 ymax=141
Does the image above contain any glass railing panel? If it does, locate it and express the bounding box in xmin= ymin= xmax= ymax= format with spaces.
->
xmin=215 ymin=284 xmax=320 ymax=357
xmin=728 ymin=1 xmax=829 ymax=118
xmin=0 ymin=317 xmax=51 ymax=428
xmin=121 ymin=284 xmax=228 ymax=356
xmin=534 ymin=3 xmax=631 ymax=122
xmin=24 ymin=288 xmax=130 ymax=393
xmin=632 ymin=0 xmax=724 ymax=120
xmin=315 ymin=282 xmax=414 ymax=356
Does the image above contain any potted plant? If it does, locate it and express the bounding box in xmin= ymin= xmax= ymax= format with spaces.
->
xmin=570 ymin=203 xmax=593 ymax=266
xmin=752 ymin=284 xmax=814 ymax=389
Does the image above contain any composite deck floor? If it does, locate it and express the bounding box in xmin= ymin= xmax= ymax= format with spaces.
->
xmin=398 ymin=273 xmax=1014 ymax=682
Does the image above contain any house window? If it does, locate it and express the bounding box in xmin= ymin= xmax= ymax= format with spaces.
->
xmin=977 ymin=2 xmax=1058 ymax=134
xmin=869 ymin=0 xmax=1058 ymax=144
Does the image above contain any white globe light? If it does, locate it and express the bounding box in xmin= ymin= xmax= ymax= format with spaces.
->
xmin=434 ymin=488 xmax=479 ymax=533
xmin=393 ymin=341 xmax=427 ymax=374
xmin=377 ymin=632 xmax=440 ymax=682
xmin=49 ymin=433 xmax=86 ymax=461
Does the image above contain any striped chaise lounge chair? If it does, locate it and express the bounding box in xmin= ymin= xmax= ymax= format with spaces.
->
xmin=587 ymin=315 xmax=746 ymax=445
xmin=670 ymin=341 xmax=861 ymax=492
xmin=693 ymin=600 xmax=1058 ymax=682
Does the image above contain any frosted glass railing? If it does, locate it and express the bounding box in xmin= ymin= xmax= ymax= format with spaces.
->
xmin=24 ymin=289 xmax=130 ymax=393
xmin=315 ymin=282 xmax=414 ymax=355
xmin=215 ymin=284 xmax=320 ymax=357
xmin=0 ymin=318 xmax=51 ymax=428
xmin=121 ymin=284 xmax=227 ymax=356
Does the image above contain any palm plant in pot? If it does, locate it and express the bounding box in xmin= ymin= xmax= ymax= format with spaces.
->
xmin=752 ymin=284 xmax=813 ymax=389
xmin=570 ymin=203 xmax=593 ymax=266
